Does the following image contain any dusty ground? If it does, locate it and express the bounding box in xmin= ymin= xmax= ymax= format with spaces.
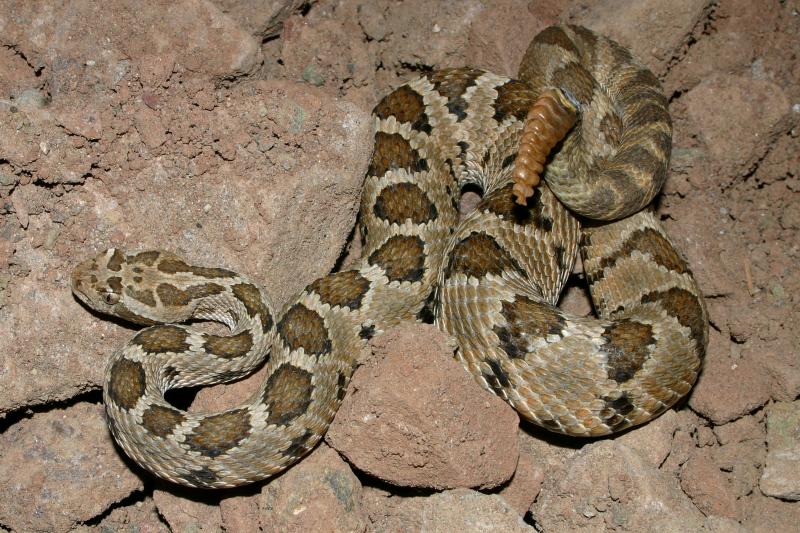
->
xmin=0 ymin=0 xmax=798 ymax=531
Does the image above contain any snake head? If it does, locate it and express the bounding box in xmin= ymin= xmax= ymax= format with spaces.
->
xmin=71 ymin=248 xmax=157 ymax=325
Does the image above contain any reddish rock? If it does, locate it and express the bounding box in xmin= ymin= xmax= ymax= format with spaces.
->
xmin=533 ymin=441 xmax=706 ymax=531
xmin=84 ymin=497 xmax=168 ymax=533
xmin=212 ymin=0 xmax=307 ymax=39
xmin=761 ymin=400 xmax=800 ymax=501
xmin=496 ymin=455 xmax=544 ymax=517
xmin=153 ymin=489 xmax=223 ymax=532
xmin=0 ymin=403 xmax=143 ymax=531
xmin=617 ymin=409 xmax=682 ymax=468
xmin=567 ymin=0 xmax=710 ymax=76
xmin=689 ymin=329 xmax=772 ymax=424
xmin=680 ymin=448 xmax=741 ymax=520
xmin=364 ymin=488 xmax=533 ymax=532
xmin=258 ymin=444 xmax=366 ymax=532
xmin=684 ymin=75 xmax=791 ymax=177
xmin=326 ymin=323 xmax=520 ymax=490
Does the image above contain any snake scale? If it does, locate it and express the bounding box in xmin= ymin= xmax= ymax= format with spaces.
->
xmin=71 ymin=25 xmax=708 ymax=488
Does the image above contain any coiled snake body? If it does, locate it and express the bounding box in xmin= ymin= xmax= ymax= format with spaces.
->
xmin=71 ymin=26 xmax=707 ymax=488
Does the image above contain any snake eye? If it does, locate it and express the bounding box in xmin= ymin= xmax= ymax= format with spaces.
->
xmin=103 ymin=292 xmax=120 ymax=305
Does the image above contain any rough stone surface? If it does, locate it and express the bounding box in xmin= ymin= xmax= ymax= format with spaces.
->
xmin=259 ymin=444 xmax=366 ymax=532
xmin=567 ymin=0 xmax=711 ymax=76
xmin=680 ymin=448 xmax=741 ymax=520
xmin=0 ymin=403 xmax=143 ymax=532
xmin=533 ymin=441 xmax=707 ymax=531
xmin=496 ymin=455 xmax=544 ymax=517
xmin=326 ymin=324 xmax=520 ymax=490
xmin=212 ymin=0 xmax=308 ymax=39
xmin=761 ymin=400 xmax=800 ymax=501
xmin=684 ymin=74 xmax=791 ymax=178
xmin=364 ymin=488 xmax=533 ymax=532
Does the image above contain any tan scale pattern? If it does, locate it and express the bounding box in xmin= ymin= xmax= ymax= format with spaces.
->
xmin=71 ymin=25 xmax=707 ymax=488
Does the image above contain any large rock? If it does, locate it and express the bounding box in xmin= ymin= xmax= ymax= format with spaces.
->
xmin=0 ymin=403 xmax=143 ymax=531
xmin=326 ymin=323 xmax=520 ymax=490
xmin=533 ymin=440 xmax=706 ymax=531
xmin=259 ymin=444 xmax=366 ymax=532
xmin=363 ymin=488 xmax=533 ymax=532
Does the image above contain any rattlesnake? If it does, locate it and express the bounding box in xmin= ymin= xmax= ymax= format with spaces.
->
xmin=70 ymin=25 xmax=708 ymax=488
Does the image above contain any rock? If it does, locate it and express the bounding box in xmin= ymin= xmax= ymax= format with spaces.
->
xmin=616 ymin=409 xmax=682 ymax=468
xmin=684 ymin=75 xmax=791 ymax=178
xmin=326 ymin=324 xmax=519 ymax=490
xmin=533 ymin=440 xmax=706 ymax=531
xmin=2 ymin=0 xmax=262 ymax=89
xmin=153 ymin=488 xmax=223 ymax=531
xmin=689 ymin=329 xmax=772 ymax=424
xmin=760 ymin=400 xmax=800 ymax=500
xmin=81 ymin=498 xmax=169 ymax=533
xmin=496 ymin=455 xmax=544 ymax=517
xmin=466 ymin=0 xmax=561 ymax=77
xmin=211 ymin=0 xmax=307 ymax=39
xmin=0 ymin=403 xmax=143 ymax=531
xmin=742 ymin=492 xmax=800 ymax=533
xmin=365 ymin=488 xmax=533 ymax=532
xmin=259 ymin=444 xmax=366 ymax=532
xmin=567 ymin=0 xmax=710 ymax=75
xmin=680 ymin=448 xmax=741 ymax=520
xmin=714 ymin=415 xmax=765 ymax=446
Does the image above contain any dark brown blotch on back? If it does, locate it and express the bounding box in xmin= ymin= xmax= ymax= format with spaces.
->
xmin=426 ymin=67 xmax=483 ymax=121
xmin=550 ymin=61 xmax=596 ymax=105
xmin=600 ymin=392 xmax=635 ymax=431
xmin=141 ymin=404 xmax=186 ymax=438
xmin=492 ymin=79 xmax=537 ymax=123
xmin=157 ymin=257 xmax=237 ymax=278
xmin=132 ymin=324 xmax=191 ymax=354
xmin=263 ymin=364 xmax=314 ymax=426
xmin=285 ymin=429 xmax=316 ymax=458
xmin=277 ymin=304 xmax=332 ymax=357
xmin=533 ymin=25 xmax=580 ymax=55
xmin=132 ymin=251 xmax=160 ymax=266
xmin=641 ymin=287 xmax=707 ymax=353
xmin=203 ymin=330 xmax=254 ymax=359
xmin=482 ymin=359 xmax=512 ymax=396
xmin=125 ymin=286 xmax=156 ymax=307
xmin=594 ymin=228 xmax=687 ymax=283
xmin=493 ymin=296 xmax=566 ymax=359
xmin=368 ymin=235 xmax=426 ymax=283
xmin=601 ymin=320 xmax=655 ymax=383
xmin=232 ymin=282 xmax=274 ymax=333
xmin=309 ymin=270 xmax=371 ymax=311
xmin=373 ymin=84 xmax=431 ymax=134
xmin=180 ymin=467 xmax=218 ymax=487
xmin=107 ymin=249 xmax=125 ymax=272
xmin=107 ymin=276 xmax=123 ymax=294
xmin=107 ymin=357 xmax=146 ymax=410
xmin=481 ymin=184 xmax=553 ymax=231
xmin=367 ymin=132 xmax=428 ymax=178
xmin=184 ymin=409 xmax=252 ymax=458
xmin=568 ymin=24 xmax=598 ymax=49
xmin=156 ymin=282 xmax=225 ymax=307
xmin=373 ymin=182 xmax=438 ymax=225
xmin=446 ymin=232 xmax=528 ymax=281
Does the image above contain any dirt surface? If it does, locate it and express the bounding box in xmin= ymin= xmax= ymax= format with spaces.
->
xmin=0 ymin=0 xmax=798 ymax=531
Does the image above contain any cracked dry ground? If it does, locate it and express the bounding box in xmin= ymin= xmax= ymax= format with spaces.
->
xmin=0 ymin=0 xmax=798 ymax=532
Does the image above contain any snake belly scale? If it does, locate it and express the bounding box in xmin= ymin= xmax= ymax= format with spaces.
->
xmin=70 ymin=25 xmax=708 ymax=488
